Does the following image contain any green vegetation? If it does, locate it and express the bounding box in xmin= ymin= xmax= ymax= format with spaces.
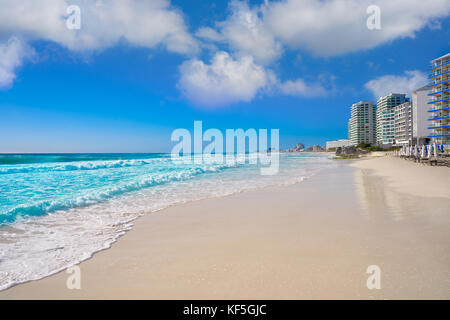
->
xmin=356 ymin=143 xmax=383 ymax=151
xmin=356 ymin=143 xmax=401 ymax=152
xmin=385 ymin=146 xmax=402 ymax=151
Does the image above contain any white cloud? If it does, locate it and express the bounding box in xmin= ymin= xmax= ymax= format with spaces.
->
xmin=263 ymin=0 xmax=450 ymax=56
xmin=182 ymin=0 xmax=450 ymax=106
xmin=0 ymin=37 xmax=34 ymax=88
xmin=2 ymin=0 xmax=449 ymax=102
xmin=178 ymin=51 xmax=273 ymax=107
xmin=0 ymin=0 xmax=198 ymax=53
xmin=195 ymin=0 xmax=450 ymax=60
xmin=279 ymin=78 xmax=326 ymax=97
xmin=196 ymin=1 xmax=282 ymax=65
xmin=0 ymin=0 xmax=199 ymax=88
xmin=178 ymin=50 xmax=331 ymax=107
xmin=364 ymin=70 xmax=427 ymax=99
xmin=196 ymin=27 xmax=224 ymax=42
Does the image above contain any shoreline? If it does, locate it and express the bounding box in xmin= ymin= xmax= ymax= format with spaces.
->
xmin=350 ymin=155 xmax=450 ymax=198
xmin=1 ymin=157 xmax=449 ymax=299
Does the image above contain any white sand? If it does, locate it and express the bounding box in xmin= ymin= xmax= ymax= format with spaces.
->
xmin=1 ymin=157 xmax=449 ymax=299
xmin=351 ymin=156 xmax=450 ymax=198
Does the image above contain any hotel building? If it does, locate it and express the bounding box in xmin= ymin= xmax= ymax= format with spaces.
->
xmin=348 ymin=101 xmax=376 ymax=146
xmin=326 ymin=139 xmax=350 ymax=151
xmin=376 ymin=93 xmax=409 ymax=146
xmin=412 ymin=85 xmax=431 ymax=145
xmin=428 ymin=53 xmax=450 ymax=149
xmin=394 ymin=101 xmax=412 ymax=145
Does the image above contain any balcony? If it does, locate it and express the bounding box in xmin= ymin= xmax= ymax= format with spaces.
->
xmin=430 ymin=60 xmax=450 ymax=71
xmin=428 ymin=87 xmax=450 ymax=96
xmin=428 ymin=116 xmax=450 ymax=123
xmin=428 ymin=78 xmax=450 ymax=88
xmin=428 ymin=69 xmax=450 ymax=79
xmin=428 ymin=134 xmax=450 ymax=138
xmin=428 ymin=125 xmax=450 ymax=130
xmin=428 ymin=97 xmax=450 ymax=104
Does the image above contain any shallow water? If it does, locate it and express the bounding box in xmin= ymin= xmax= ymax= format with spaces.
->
xmin=0 ymin=152 xmax=334 ymax=290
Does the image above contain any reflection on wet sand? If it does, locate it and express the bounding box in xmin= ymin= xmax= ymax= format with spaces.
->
xmin=350 ymin=161 xmax=450 ymax=299
xmin=353 ymin=167 xmax=449 ymax=222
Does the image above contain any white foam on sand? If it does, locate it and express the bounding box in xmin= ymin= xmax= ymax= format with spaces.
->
xmin=0 ymin=154 xmax=334 ymax=291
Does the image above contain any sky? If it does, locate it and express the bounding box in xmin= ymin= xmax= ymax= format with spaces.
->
xmin=0 ymin=0 xmax=449 ymax=153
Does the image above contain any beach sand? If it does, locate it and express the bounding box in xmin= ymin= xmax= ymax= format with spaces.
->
xmin=1 ymin=156 xmax=449 ymax=299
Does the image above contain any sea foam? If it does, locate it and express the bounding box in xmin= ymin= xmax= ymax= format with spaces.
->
xmin=0 ymin=153 xmax=333 ymax=290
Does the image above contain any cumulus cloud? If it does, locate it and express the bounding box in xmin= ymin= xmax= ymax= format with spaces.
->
xmin=178 ymin=50 xmax=332 ymax=107
xmin=0 ymin=0 xmax=199 ymax=88
xmin=263 ymin=0 xmax=450 ymax=56
xmin=178 ymin=51 xmax=273 ymax=107
xmin=279 ymin=78 xmax=326 ymax=97
xmin=2 ymin=0 xmax=449 ymax=103
xmin=196 ymin=27 xmax=224 ymax=42
xmin=195 ymin=0 xmax=450 ymax=61
xmin=0 ymin=37 xmax=34 ymax=88
xmin=196 ymin=1 xmax=282 ymax=65
xmin=182 ymin=0 xmax=450 ymax=107
xmin=0 ymin=0 xmax=198 ymax=53
xmin=364 ymin=70 xmax=427 ymax=99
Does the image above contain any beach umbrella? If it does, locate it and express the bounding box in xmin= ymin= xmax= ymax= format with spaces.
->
xmin=421 ymin=145 xmax=425 ymax=159
xmin=434 ymin=143 xmax=438 ymax=158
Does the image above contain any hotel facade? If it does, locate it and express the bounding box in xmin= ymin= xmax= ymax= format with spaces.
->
xmin=412 ymin=85 xmax=431 ymax=145
xmin=376 ymin=93 xmax=409 ymax=146
xmin=394 ymin=101 xmax=413 ymax=145
xmin=348 ymin=101 xmax=376 ymax=146
xmin=326 ymin=139 xmax=350 ymax=151
xmin=428 ymin=53 xmax=450 ymax=149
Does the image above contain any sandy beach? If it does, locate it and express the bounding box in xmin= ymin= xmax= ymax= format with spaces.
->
xmin=1 ymin=156 xmax=449 ymax=299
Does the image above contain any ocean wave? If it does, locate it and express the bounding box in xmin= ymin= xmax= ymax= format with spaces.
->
xmin=0 ymin=159 xmax=163 ymax=175
xmin=0 ymin=153 xmax=169 ymax=165
xmin=0 ymin=162 xmax=237 ymax=224
xmin=0 ymin=153 xmax=334 ymax=291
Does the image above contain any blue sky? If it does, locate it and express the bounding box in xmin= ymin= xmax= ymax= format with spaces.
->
xmin=0 ymin=0 xmax=449 ymax=153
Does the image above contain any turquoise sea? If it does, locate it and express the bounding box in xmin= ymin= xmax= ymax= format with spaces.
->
xmin=0 ymin=152 xmax=333 ymax=290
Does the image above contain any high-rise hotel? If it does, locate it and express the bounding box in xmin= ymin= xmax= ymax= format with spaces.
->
xmin=348 ymin=101 xmax=377 ymax=146
xmin=376 ymin=93 xmax=409 ymax=146
xmin=394 ymin=101 xmax=413 ymax=145
xmin=428 ymin=53 xmax=450 ymax=149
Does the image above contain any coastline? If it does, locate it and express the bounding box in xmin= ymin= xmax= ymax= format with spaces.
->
xmin=350 ymin=155 xmax=450 ymax=198
xmin=1 ymin=157 xmax=449 ymax=299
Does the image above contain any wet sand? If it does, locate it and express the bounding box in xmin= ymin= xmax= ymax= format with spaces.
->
xmin=1 ymin=157 xmax=449 ymax=299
